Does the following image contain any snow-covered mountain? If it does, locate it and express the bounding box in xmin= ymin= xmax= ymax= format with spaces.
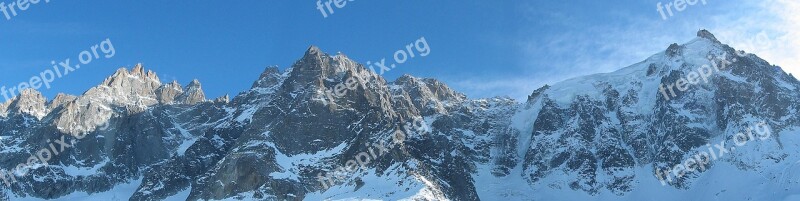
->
xmin=0 ymin=30 xmax=799 ymax=201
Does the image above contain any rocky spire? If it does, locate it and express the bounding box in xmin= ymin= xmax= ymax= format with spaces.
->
xmin=131 ymin=63 xmax=146 ymax=76
xmin=214 ymin=94 xmax=230 ymax=104
xmin=156 ymin=80 xmax=184 ymax=104
xmin=176 ymin=79 xmax=206 ymax=104
xmin=304 ymin=45 xmax=324 ymax=60
xmin=8 ymin=88 xmax=48 ymax=119
xmin=129 ymin=63 xmax=159 ymax=81
xmin=697 ymin=29 xmax=719 ymax=43
xmin=48 ymin=93 xmax=77 ymax=111
xmin=287 ymin=46 xmax=336 ymax=86
xmin=95 ymin=65 xmax=162 ymax=107
xmin=395 ymin=75 xmax=466 ymax=102
xmin=252 ymin=66 xmax=283 ymax=89
xmin=393 ymin=74 xmax=467 ymax=115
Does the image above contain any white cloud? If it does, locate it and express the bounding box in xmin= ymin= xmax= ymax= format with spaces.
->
xmin=465 ymin=1 xmax=800 ymax=101
xmin=710 ymin=0 xmax=800 ymax=76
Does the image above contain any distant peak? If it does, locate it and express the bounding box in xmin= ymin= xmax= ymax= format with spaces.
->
xmin=397 ymin=74 xmax=418 ymax=81
xmin=297 ymin=46 xmax=330 ymax=70
xmin=114 ymin=67 xmax=129 ymax=75
xmin=8 ymin=88 xmax=47 ymax=119
xmin=289 ymin=46 xmax=336 ymax=83
xmin=333 ymin=51 xmax=349 ymax=59
xmin=132 ymin=63 xmax=146 ymax=76
xmin=48 ymin=93 xmax=76 ymax=110
xmin=214 ymin=94 xmax=230 ymax=104
xmin=53 ymin=93 xmax=74 ymax=99
xmin=175 ymin=79 xmax=206 ymax=105
xmin=697 ymin=29 xmax=719 ymax=43
xmin=18 ymin=88 xmax=42 ymax=97
xmin=305 ymin=45 xmax=323 ymax=57
xmin=259 ymin=66 xmax=281 ymax=78
xmin=188 ymin=79 xmax=202 ymax=87
xmin=252 ymin=66 xmax=283 ymax=89
xmin=109 ymin=64 xmax=160 ymax=82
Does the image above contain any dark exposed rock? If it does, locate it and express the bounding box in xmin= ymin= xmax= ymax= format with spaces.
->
xmin=697 ymin=29 xmax=719 ymax=43
xmin=666 ymin=43 xmax=682 ymax=57
xmin=176 ymin=79 xmax=206 ymax=105
xmin=156 ymin=80 xmax=183 ymax=104
xmin=1 ymin=30 xmax=798 ymax=200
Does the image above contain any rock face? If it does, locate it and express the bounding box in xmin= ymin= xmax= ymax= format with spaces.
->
xmin=175 ymin=80 xmax=206 ymax=105
xmin=7 ymin=89 xmax=48 ymax=119
xmin=1 ymin=30 xmax=799 ymax=201
xmin=156 ymin=80 xmax=183 ymax=104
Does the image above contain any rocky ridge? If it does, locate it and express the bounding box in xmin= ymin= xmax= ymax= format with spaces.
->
xmin=0 ymin=30 xmax=799 ymax=200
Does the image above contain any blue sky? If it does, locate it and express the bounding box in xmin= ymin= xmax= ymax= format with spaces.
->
xmin=0 ymin=0 xmax=798 ymax=102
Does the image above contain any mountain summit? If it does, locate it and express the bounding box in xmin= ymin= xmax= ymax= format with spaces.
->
xmin=0 ymin=30 xmax=798 ymax=200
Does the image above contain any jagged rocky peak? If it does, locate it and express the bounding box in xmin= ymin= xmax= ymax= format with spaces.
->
xmin=175 ymin=79 xmax=206 ymax=104
xmin=48 ymin=93 xmax=77 ymax=110
xmin=393 ymin=74 xmax=467 ymax=115
xmin=252 ymin=66 xmax=283 ymax=89
xmin=331 ymin=51 xmax=361 ymax=72
xmin=214 ymin=94 xmax=230 ymax=103
xmin=395 ymin=74 xmax=467 ymax=102
xmin=7 ymin=88 xmax=48 ymax=119
xmin=89 ymin=64 xmax=163 ymax=106
xmin=130 ymin=63 xmax=160 ymax=81
xmin=297 ymin=46 xmax=372 ymax=76
xmin=288 ymin=46 xmax=340 ymax=84
xmin=156 ymin=80 xmax=183 ymax=104
xmin=516 ymin=29 xmax=800 ymax=194
xmin=305 ymin=45 xmax=323 ymax=58
xmin=167 ymin=80 xmax=182 ymax=88
xmin=52 ymin=64 xmax=182 ymax=134
xmin=92 ymin=64 xmax=208 ymax=106
xmin=2 ymin=30 xmax=798 ymax=201
xmin=298 ymin=45 xmax=328 ymax=69
xmin=105 ymin=64 xmax=160 ymax=84
xmin=697 ymin=29 xmax=719 ymax=43
xmin=526 ymin=84 xmax=550 ymax=103
xmin=281 ymin=46 xmax=376 ymax=104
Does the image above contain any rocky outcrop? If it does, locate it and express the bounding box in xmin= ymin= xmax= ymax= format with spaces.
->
xmin=156 ymin=80 xmax=183 ymax=104
xmin=175 ymin=79 xmax=205 ymax=105
xmin=47 ymin=93 xmax=77 ymax=111
xmin=1 ymin=30 xmax=799 ymax=201
xmin=6 ymin=89 xmax=48 ymax=119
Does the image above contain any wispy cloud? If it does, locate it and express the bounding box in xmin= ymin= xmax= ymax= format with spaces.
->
xmin=457 ymin=0 xmax=800 ymax=101
xmin=709 ymin=0 xmax=800 ymax=76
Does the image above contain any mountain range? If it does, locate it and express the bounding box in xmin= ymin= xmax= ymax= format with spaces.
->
xmin=0 ymin=30 xmax=799 ymax=201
